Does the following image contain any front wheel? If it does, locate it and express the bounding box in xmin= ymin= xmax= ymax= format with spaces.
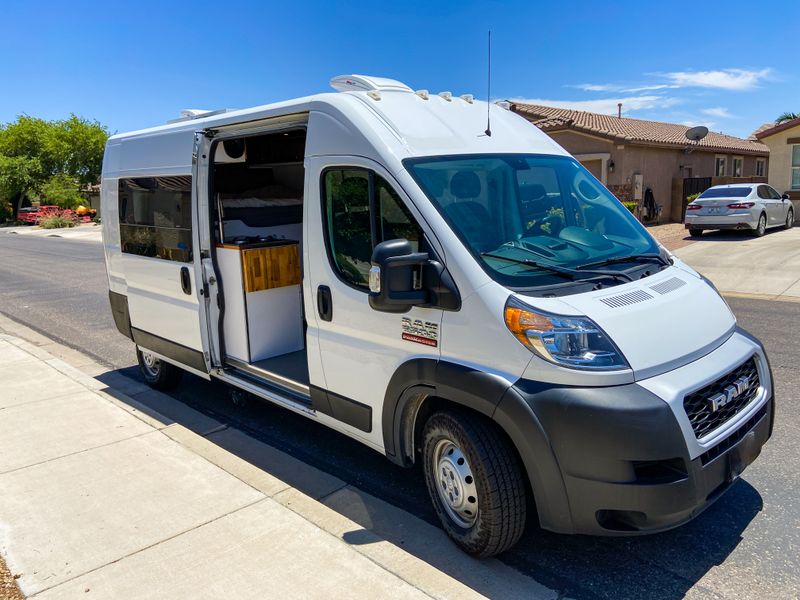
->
xmin=422 ymin=410 xmax=527 ymax=557
xmin=136 ymin=347 xmax=183 ymax=390
xmin=753 ymin=214 xmax=767 ymax=237
xmin=785 ymin=209 xmax=794 ymax=230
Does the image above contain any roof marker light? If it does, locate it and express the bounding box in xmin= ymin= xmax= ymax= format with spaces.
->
xmin=367 ymin=90 xmax=381 ymax=101
xmin=438 ymin=91 xmax=453 ymax=101
xmin=460 ymin=94 xmax=474 ymax=104
xmin=415 ymin=89 xmax=430 ymax=100
xmin=495 ymin=101 xmax=511 ymax=110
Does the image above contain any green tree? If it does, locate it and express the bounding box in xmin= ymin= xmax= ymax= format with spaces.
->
xmin=776 ymin=112 xmax=799 ymax=124
xmin=36 ymin=174 xmax=86 ymax=208
xmin=0 ymin=115 xmax=109 ymax=219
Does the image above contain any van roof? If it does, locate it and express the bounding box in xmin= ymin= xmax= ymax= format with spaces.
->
xmin=107 ymin=75 xmax=566 ymax=161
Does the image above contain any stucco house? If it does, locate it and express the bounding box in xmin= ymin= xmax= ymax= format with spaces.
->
xmin=511 ymin=103 xmax=769 ymax=222
xmin=754 ymin=117 xmax=800 ymax=214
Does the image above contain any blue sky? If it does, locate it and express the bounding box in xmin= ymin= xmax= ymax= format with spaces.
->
xmin=2 ymin=0 xmax=796 ymax=138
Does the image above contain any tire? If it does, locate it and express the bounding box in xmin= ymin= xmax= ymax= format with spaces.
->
xmin=136 ymin=347 xmax=183 ymax=390
xmin=688 ymin=228 xmax=703 ymax=238
xmin=422 ymin=410 xmax=526 ymax=557
xmin=753 ymin=213 xmax=767 ymax=237
xmin=785 ymin=209 xmax=794 ymax=230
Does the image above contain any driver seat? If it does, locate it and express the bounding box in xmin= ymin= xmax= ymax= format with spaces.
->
xmin=444 ymin=171 xmax=502 ymax=251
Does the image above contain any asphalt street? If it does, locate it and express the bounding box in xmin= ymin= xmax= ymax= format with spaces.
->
xmin=0 ymin=233 xmax=798 ymax=599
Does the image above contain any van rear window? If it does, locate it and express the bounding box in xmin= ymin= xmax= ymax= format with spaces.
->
xmin=118 ymin=176 xmax=192 ymax=262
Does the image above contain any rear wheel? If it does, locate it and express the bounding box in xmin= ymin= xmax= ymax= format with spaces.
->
xmin=753 ymin=213 xmax=767 ymax=237
xmin=422 ymin=410 xmax=526 ymax=557
xmin=785 ymin=209 xmax=794 ymax=230
xmin=688 ymin=228 xmax=703 ymax=238
xmin=136 ymin=347 xmax=183 ymax=390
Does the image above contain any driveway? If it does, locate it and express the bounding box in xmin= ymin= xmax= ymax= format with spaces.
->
xmin=675 ymin=227 xmax=800 ymax=299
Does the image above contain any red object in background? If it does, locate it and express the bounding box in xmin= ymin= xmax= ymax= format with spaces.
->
xmin=17 ymin=205 xmax=64 ymax=224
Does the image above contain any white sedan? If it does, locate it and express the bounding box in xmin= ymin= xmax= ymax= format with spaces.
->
xmin=685 ymin=183 xmax=794 ymax=237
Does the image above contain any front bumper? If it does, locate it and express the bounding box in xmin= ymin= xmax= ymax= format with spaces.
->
xmin=495 ymin=328 xmax=774 ymax=535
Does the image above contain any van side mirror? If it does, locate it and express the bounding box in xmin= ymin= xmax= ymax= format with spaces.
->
xmin=368 ymin=239 xmax=429 ymax=313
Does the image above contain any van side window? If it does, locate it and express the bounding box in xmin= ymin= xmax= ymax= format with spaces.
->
xmin=118 ymin=176 xmax=193 ymax=262
xmin=323 ymin=169 xmax=422 ymax=289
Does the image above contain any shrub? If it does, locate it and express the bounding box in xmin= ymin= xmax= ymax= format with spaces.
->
xmin=36 ymin=174 xmax=86 ymax=209
xmin=38 ymin=210 xmax=78 ymax=229
xmin=686 ymin=193 xmax=700 ymax=204
xmin=622 ymin=201 xmax=638 ymax=214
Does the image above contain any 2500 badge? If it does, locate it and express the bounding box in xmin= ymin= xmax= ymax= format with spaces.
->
xmin=401 ymin=317 xmax=439 ymax=347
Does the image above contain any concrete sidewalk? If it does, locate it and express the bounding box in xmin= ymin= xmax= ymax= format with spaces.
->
xmin=0 ymin=224 xmax=102 ymax=243
xmin=0 ymin=324 xmax=552 ymax=599
xmin=675 ymin=227 xmax=800 ymax=300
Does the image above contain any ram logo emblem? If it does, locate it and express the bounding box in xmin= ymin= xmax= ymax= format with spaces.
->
xmin=707 ymin=375 xmax=751 ymax=412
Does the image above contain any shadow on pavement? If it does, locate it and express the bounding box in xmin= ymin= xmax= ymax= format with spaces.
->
xmin=689 ymin=227 xmax=790 ymax=243
xmin=96 ymin=368 xmax=763 ymax=600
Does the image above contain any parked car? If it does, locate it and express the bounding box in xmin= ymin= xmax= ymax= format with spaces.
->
xmin=16 ymin=205 xmax=61 ymax=224
xmin=685 ymin=183 xmax=794 ymax=237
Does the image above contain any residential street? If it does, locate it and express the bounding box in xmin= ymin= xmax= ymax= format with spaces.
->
xmin=0 ymin=233 xmax=799 ymax=599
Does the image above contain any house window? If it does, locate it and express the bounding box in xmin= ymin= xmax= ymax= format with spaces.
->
xmin=756 ymin=158 xmax=766 ymax=177
xmin=118 ymin=177 xmax=193 ymax=262
xmin=732 ymin=157 xmax=743 ymax=177
xmin=715 ymin=156 xmax=727 ymax=177
xmin=793 ymin=145 xmax=800 ymax=190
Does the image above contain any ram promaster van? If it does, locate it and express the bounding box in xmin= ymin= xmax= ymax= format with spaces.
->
xmin=101 ymin=75 xmax=774 ymax=557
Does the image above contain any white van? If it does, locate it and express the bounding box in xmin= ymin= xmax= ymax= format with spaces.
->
xmin=101 ymin=75 xmax=774 ymax=557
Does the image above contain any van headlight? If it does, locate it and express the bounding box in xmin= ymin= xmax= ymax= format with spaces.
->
xmin=504 ymin=297 xmax=628 ymax=370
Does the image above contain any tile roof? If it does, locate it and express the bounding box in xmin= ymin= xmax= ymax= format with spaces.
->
xmin=512 ymin=102 xmax=769 ymax=155
xmin=749 ymin=122 xmax=776 ymax=140
xmin=754 ymin=116 xmax=800 ymax=140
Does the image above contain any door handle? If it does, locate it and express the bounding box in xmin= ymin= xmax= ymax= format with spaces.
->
xmin=180 ymin=266 xmax=192 ymax=295
xmin=317 ymin=285 xmax=333 ymax=322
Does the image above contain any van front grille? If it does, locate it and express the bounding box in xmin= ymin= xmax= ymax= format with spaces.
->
xmin=683 ymin=357 xmax=760 ymax=439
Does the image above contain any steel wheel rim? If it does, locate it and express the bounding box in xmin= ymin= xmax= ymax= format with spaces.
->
xmin=432 ymin=439 xmax=479 ymax=528
xmin=140 ymin=350 xmax=161 ymax=377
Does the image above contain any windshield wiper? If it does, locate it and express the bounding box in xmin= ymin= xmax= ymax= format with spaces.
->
xmin=577 ymin=253 xmax=670 ymax=270
xmin=481 ymin=252 xmax=633 ymax=282
xmin=480 ymin=252 xmax=582 ymax=280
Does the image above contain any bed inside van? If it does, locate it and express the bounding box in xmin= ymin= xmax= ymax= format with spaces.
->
xmin=210 ymin=128 xmax=309 ymax=393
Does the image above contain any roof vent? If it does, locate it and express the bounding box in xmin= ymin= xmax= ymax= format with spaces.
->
xmin=330 ymin=74 xmax=413 ymax=94
xmin=167 ymin=108 xmax=230 ymax=124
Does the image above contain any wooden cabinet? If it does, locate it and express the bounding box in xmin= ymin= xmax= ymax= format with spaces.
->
xmin=216 ymin=242 xmax=303 ymax=363
xmin=241 ymin=244 xmax=301 ymax=293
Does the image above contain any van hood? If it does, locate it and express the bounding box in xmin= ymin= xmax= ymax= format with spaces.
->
xmin=549 ymin=266 xmax=736 ymax=380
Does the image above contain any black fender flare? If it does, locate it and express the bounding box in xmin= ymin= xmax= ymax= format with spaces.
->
xmin=382 ymin=359 xmax=509 ymax=463
xmin=382 ymin=358 xmax=574 ymax=533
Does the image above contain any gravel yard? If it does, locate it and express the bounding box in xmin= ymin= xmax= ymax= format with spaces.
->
xmin=0 ymin=555 xmax=23 ymax=600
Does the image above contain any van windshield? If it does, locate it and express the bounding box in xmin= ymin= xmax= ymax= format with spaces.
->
xmin=404 ymin=154 xmax=663 ymax=291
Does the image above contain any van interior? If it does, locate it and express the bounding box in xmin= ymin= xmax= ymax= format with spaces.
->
xmin=210 ymin=128 xmax=309 ymax=394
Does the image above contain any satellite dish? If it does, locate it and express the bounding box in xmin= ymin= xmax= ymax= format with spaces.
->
xmin=685 ymin=125 xmax=709 ymax=142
